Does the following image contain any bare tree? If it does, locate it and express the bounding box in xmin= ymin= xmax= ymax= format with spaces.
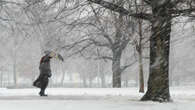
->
xmin=88 ymin=0 xmax=195 ymax=102
xmin=58 ymin=1 xmax=137 ymax=87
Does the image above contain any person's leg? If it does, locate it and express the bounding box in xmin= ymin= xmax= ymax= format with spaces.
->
xmin=39 ymin=76 xmax=49 ymax=96
xmin=33 ymin=77 xmax=41 ymax=88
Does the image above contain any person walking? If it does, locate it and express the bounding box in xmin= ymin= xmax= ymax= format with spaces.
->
xmin=33 ymin=51 xmax=64 ymax=96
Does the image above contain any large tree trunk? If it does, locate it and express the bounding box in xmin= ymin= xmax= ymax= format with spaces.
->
xmin=112 ymin=13 xmax=124 ymax=88
xmin=141 ymin=7 xmax=172 ymax=102
xmin=112 ymin=50 xmax=122 ymax=88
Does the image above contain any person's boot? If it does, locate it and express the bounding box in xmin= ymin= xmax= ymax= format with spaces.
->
xmin=39 ymin=91 xmax=48 ymax=97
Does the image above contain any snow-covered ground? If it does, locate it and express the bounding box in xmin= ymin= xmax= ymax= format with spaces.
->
xmin=0 ymin=87 xmax=195 ymax=110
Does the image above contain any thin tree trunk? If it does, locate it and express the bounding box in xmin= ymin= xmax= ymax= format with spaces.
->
xmin=124 ymin=79 xmax=128 ymax=87
xmin=61 ymin=72 xmax=65 ymax=86
xmin=0 ymin=71 xmax=2 ymax=88
xmin=82 ymin=76 xmax=87 ymax=88
xmin=100 ymin=73 xmax=106 ymax=88
xmin=138 ymin=50 xmax=144 ymax=93
xmin=138 ymin=17 xmax=144 ymax=93
xmin=134 ymin=0 xmax=145 ymax=93
xmin=141 ymin=9 xmax=171 ymax=102
xmin=89 ymin=78 xmax=92 ymax=88
xmin=13 ymin=49 xmax=17 ymax=87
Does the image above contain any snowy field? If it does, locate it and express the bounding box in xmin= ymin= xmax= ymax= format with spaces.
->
xmin=0 ymin=87 xmax=195 ymax=110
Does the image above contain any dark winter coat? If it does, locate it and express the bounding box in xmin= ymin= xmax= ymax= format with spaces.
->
xmin=33 ymin=55 xmax=52 ymax=88
xmin=39 ymin=55 xmax=52 ymax=77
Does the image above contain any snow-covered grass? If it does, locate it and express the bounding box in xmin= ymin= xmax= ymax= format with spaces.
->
xmin=0 ymin=87 xmax=195 ymax=110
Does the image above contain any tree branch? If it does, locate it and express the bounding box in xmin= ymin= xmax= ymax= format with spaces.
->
xmin=89 ymin=38 xmax=112 ymax=49
xmin=130 ymin=13 xmax=152 ymax=21
xmin=68 ymin=42 xmax=93 ymax=57
xmin=0 ymin=16 xmax=11 ymax=21
xmin=88 ymin=0 xmax=152 ymax=20
xmin=170 ymin=8 xmax=195 ymax=16
xmin=143 ymin=0 xmax=151 ymax=5
xmin=90 ymin=4 xmax=114 ymax=45
xmin=61 ymin=38 xmax=89 ymax=50
xmin=95 ymin=56 xmax=113 ymax=61
xmin=88 ymin=0 xmax=129 ymax=15
xmin=120 ymin=60 xmax=137 ymax=72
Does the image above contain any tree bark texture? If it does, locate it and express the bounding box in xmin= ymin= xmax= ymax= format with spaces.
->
xmin=141 ymin=4 xmax=172 ymax=102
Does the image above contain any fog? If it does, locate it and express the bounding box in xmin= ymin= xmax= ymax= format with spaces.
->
xmin=0 ymin=0 xmax=195 ymax=89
